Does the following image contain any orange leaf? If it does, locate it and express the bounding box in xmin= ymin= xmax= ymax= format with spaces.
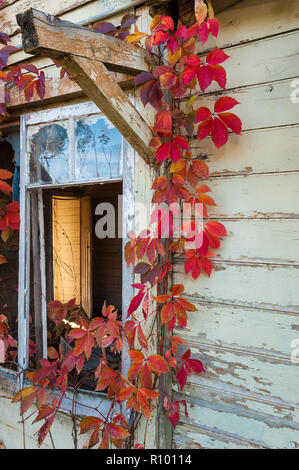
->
xmin=148 ymin=355 xmax=169 ymax=374
xmin=176 ymin=298 xmax=197 ymax=312
xmin=118 ymin=387 xmax=135 ymax=402
xmin=0 ymin=255 xmax=7 ymax=265
xmin=106 ymin=423 xmax=130 ymax=440
xmin=0 ymin=170 xmax=13 ymax=180
xmin=140 ymin=388 xmax=159 ymax=399
xmin=161 ymin=302 xmax=175 ymax=325
xmin=170 ymin=284 xmax=184 ymax=296
xmin=154 ymin=294 xmax=171 ymax=303
xmin=13 ymin=386 xmax=39 ymax=415
xmin=129 ymin=350 xmax=144 ymax=364
xmin=80 ymin=416 xmax=103 ymax=434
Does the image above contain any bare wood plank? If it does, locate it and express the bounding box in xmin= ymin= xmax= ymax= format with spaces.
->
xmin=196 ymin=30 xmax=299 ymax=93
xmin=181 ymin=79 xmax=299 ymax=133
xmin=58 ymin=55 xmax=153 ymax=163
xmin=196 ymin=0 xmax=299 ymax=52
xmin=175 ymin=219 xmax=299 ymax=265
xmin=198 ymin=173 xmax=299 ymax=219
xmin=190 ymin=126 xmax=299 ymax=177
xmin=0 ymin=0 xmax=92 ymax=37
xmin=174 ymin=262 xmax=299 ymax=313
xmin=175 ymin=301 xmax=299 ymax=359
xmin=174 ymin=423 xmax=260 ymax=449
xmin=174 ymin=342 xmax=299 ymax=406
xmin=173 ymin=387 xmax=299 ymax=449
xmin=16 ymin=8 xmax=158 ymax=76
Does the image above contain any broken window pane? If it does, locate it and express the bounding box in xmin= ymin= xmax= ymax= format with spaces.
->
xmin=75 ymin=115 xmax=122 ymax=180
xmin=28 ymin=122 xmax=70 ymax=184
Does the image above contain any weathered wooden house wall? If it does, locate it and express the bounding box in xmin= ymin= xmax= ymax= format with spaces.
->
xmin=0 ymin=0 xmax=298 ymax=449
xmin=0 ymin=0 xmax=155 ymax=449
xmin=173 ymin=0 xmax=299 ymax=449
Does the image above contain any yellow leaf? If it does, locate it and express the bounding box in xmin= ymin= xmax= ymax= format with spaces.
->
xmin=186 ymin=94 xmax=198 ymax=109
xmin=207 ymin=0 xmax=215 ymax=18
xmin=126 ymin=32 xmax=148 ymax=44
xmin=194 ymin=0 xmax=207 ymax=25
xmin=168 ymin=47 xmax=181 ymax=67
xmin=1 ymin=229 xmax=10 ymax=243
xmin=169 ymin=159 xmax=186 ymax=174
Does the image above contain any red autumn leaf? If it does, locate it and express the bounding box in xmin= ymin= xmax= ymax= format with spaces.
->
xmin=197 ymin=21 xmax=209 ymax=44
xmin=197 ymin=65 xmax=213 ymax=92
xmin=207 ymin=18 xmax=219 ymax=37
xmin=205 ymin=221 xmax=227 ymax=237
xmin=170 ymin=142 xmax=182 ymax=162
xmin=156 ymin=142 xmax=171 ymax=163
xmin=191 ymin=160 xmax=209 ymax=179
xmin=214 ymin=96 xmax=240 ymax=113
xmin=211 ymin=116 xmax=228 ymax=148
xmin=176 ymin=365 xmax=188 ymax=391
xmin=197 ymin=116 xmax=213 ymax=142
xmin=218 ymin=112 xmax=242 ymax=135
xmin=33 ymin=405 xmax=54 ymax=424
xmin=211 ymin=64 xmax=226 ymax=89
xmin=206 ymin=48 xmax=230 ymax=65
xmin=201 ymin=256 xmax=213 ymax=277
xmin=195 ymin=107 xmax=211 ymax=123
xmin=155 ymin=109 xmax=172 ymax=137
xmin=168 ymin=400 xmax=179 ymax=428
xmin=173 ymin=136 xmax=189 ymax=150
xmin=127 ymin=290 xmax=145 ymax=317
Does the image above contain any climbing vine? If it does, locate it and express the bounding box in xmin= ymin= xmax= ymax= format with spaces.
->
xmin=0 ymin=0 xmax=242 ymax=449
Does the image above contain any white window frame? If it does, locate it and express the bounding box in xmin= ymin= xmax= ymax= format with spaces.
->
xmin=17 ymin=100 xmax=135 ymax=418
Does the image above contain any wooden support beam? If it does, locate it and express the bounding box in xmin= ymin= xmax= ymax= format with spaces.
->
xmin=58 ymin=54 xmax=153 ymax=163
xmin=6 ymin=67 xmax=134 ymax=112
xmin=16 ymin=8 xmax=159 ymax=76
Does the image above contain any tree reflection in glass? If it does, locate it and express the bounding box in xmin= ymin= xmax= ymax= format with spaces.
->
xmin=28 ymin=123 xmax=69 ymax=184
xmin=75 ymin=115 xmax=122 ymax=180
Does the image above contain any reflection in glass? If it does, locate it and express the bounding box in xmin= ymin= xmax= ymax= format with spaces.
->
xmin=28 ymin=122 xmax=69 ymax=184
xmin=75 ymin=115 xmax=122 ymax=180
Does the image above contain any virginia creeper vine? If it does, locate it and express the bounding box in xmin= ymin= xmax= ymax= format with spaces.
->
xmin=0 ymin=0 xmax=242 ymax=449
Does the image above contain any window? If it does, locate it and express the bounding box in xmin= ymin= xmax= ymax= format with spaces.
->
xmin=15 ymin=101 xmax=135 ymax=413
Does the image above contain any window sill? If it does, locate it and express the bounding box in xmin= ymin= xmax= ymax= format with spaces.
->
xmin=0 ymin=367 xmax=117 ymax=418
